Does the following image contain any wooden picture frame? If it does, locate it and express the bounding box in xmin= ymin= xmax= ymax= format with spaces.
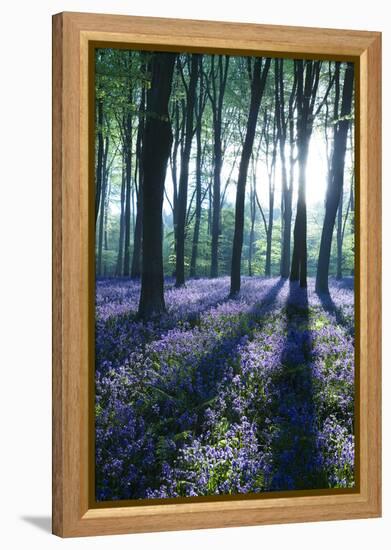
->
xmin=52 ymin=11 xmax=381 ymax=538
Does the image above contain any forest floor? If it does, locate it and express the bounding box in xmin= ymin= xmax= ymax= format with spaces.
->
xmin=95 ymin=276 xmax=355 ymax=500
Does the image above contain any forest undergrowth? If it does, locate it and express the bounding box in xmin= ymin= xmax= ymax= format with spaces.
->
xmin=95 ymin=276 xmax=355 ymax=500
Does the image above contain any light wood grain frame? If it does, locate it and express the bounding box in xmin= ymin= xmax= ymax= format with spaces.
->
xmin=52 ymin=11 xmax=381 ymax=538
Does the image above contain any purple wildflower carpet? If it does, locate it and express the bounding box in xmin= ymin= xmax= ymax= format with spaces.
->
xmin=95 ymin=277 xmax=355 ymax=500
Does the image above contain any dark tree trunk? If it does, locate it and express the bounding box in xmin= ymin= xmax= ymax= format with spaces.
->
xmin=95 ymin=99 xmax=104 ymax=224
xmin=316 ymin=63 xmax=354 ymax=294
xmin=104 ymin=179 xmax=110 ymax=252
xmin=276 ymin=59 xmax=296 ymax=278
xmin=123 ymin=65 xmax=133 ymax=277
xmin=230 ymin=57 xmax=271 ymax=296
xmin=190 ymin=60 xmax=204 ymax=278
xmin=131 ymin=83 xmax=146 ymax=279
xmin=175 ymin=55 xmax=199 ymax=287
xmin=131 ymin=191 xmax=143 ymax=278
xmin=281 ymin=185 xmax=293 ymax=277
xmin=290 ymin=60 xmax=322 ymax=288
xmin=248 ymin=176 xmax=256 ymax=276
xmin=210 ymin=135 xmax=222 ymax=278
xmin=97 ymin=135 xmax=109 ymax=276
xmin=265 ymin=114 xmax=277 ymax=278
xmin=208 ymin=180 xmax=212 ymax=236
xmin=265 ymin=193 xmax=275 ymax=277
xmin=103 ymin=177 xmax=111 ymax=276
xmin=189 ymin=130 xmax=202 ymax=278
xmin=115 ymin=157 xmax=126 ymax=276
xmin=290 ymin=141 xmax=309 ymax=287
xmin=336 ymin=190 xmax=343 ymax=279
xmin=123 ymin=113 xmax=132 ymax=276
xmin=209 ymin=56 xmax=229 ymax=278
xmin=282 ymin=100 xmax=296 ymax=279
xmin=170 ymin=99 xmax=181 ymax=258
xmin=138 ymin=52 xmax=176 ymax=319
xmin=131 ymin=176 xmax=135 ymax=237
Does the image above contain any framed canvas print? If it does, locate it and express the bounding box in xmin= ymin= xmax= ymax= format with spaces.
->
xmin=52 ymin=12 xmax=381 ymax=537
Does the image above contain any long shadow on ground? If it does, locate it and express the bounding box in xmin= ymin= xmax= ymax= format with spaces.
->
xmin=155 ymin=278 xmax=287 ymax=436
xmin=317 ymin=287 xmax=354 ymax=337
xmin=269 ymin=281 xmax=328 ymax=491
xmin=95 ymin=278 xmax=287 ymax=500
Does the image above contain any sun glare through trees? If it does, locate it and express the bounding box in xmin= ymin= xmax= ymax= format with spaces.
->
xmin=94 ymin=49 xmax=355 ymax=501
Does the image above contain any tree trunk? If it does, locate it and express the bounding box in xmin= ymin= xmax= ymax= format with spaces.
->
xmin=265 ymin=196 xmax=274 ymax=277
xmin=276 ymin=59 xmax=296 ymax=278
xmin=115 ymin=157 xmax=126 ymax=276
xmin=210 ymin=56 xmax=229 ymax=278
xmin=190 ymin=62 xmax=204 ymax=278
xmin=336 ymin=190 xmax=343 ymax=279
xmin=170 ymin=99 xmax=181 ymax=261
xmin=103 ymin=177 xmax=111 ymax=276
xmin=290 ymin=60 xmax=322 ymax=288
xmin=316 ymin=63 xmax=354 ymax=294
xmin=175 ymin=55 xmax=199 ymax=287
xmin=210 ymin=141 xmax=221 ymax=277
xmin=230 ymin=57 xmax=271 ymax=296
xmin=95 ymin=99 xmax=104 ymax=224
xmin=104 ymin=178 xmax=110 ymax=252
xmin=189 ymin=140 xmax=202 ymax=278
xmin=131 ymin=83 xmax=146 ymax=279
xmin=138 ymin=52 xmax=176 ymax=319
xmin=131 ymin=192 xmax=143 ymax=279
xmin=281 ymin=186 xmax=293 ymax=277
xmin=120 ymin=56 xmax=135 ymax=277
xmin=290 ymin=141 xmax=309 ymax=286
xmin=248 ymin=176 xmax=256 ymax=276
xmin=265 ymin=116 xmax=277 ymax=278
xmin=123 ymin=76 xmax=133 ymax=277
xmin=97 ymin=135 xmax=109 ymax=276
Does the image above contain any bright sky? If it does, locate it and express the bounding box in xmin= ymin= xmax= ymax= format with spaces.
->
xmin=163 ymin=125 xmax=354 ymax=218
xmin=108 ymin=125 xmax=354 ymax=221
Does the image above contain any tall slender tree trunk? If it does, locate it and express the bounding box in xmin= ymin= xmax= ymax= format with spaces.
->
xmin=190 ymin=137 xmax=202 ymax=278
xmin=207 ymin=181 xmax=211 ymax=236
xmin=281 ymin=186 xmax=293 ymax=277
xmin=95 ymin=99 xmax=104 ymax=225
xmin=316 ymin=63 xmax=354 ymax=294
xmin=104 ymin=178 xmax=110 ymax=252
xmin=103 ymin=177 xmax=111 ymax=276
xmin=123 ymin=59 xmax=133 ymax=277
xmin=282 ymin=107 xmax=296 ymax=279
xmin=290 ymin=60 xmax=323 ymax=288
xmin=230 ymin=57 xmax=271 ymax=296
xmin=190 ymin=62 xmax=204 ymax=278
xmin=276 ymin=59 xmax=296 ymax=278
xmin=209 ymin=56 xmax=229 ymax=278
xmin=336 ymin=191 xmax=343 ymax=279
xmin=97 ymin=135 xmax=109 ymax=276
xmin=210 ymin=135 xmax=222 ymax=278
xmin=131 ymin=189 xmax=143 ymax=278
xmin=131 ymin=83 xmax=146 ymax=279
xmin=115 ymin=157 xmax=126 ymax=276
xmin=265 ymin=188 xmax=275 ymax=277
xmin=248 ymin=175 xmax=256 ymax=276
xmin=123 ymin=111 xmax=132 ymax=276
xmin=138 ymin=52 xmax=176 ymax=319
xmin=265 ymin=117 xmax=277 ymax=278
xmin=290 ymin=140 xmax=309 ymax=287
xmin=175 ymin=55 xmax=199 ymax=287
xmin=170 ymin=99 xmax=181 ymax=263
xmin=131 ymin=177 xmax=135 ymax=237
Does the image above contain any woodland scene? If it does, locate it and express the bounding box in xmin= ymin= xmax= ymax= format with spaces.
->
xmin=94 ymin=48 xmax=355 ymax=500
